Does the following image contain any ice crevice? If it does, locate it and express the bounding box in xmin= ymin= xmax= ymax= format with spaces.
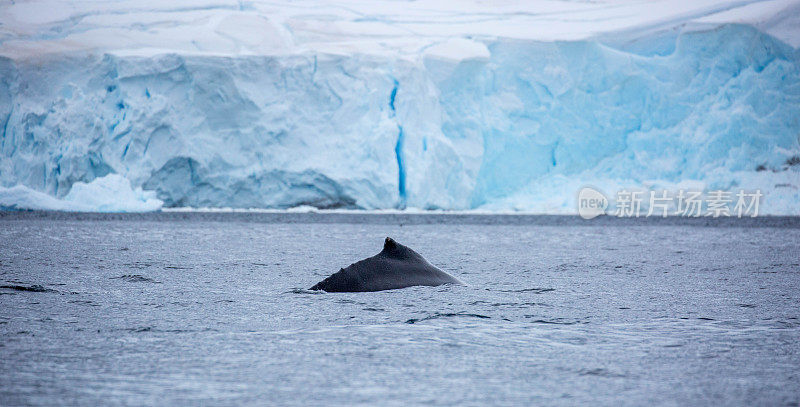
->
xmin=388 ymin=77 xmax=407 ymax=208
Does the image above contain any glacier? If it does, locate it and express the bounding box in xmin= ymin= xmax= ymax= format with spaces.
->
xmin=0 ymin=0 xmax=799 ymax=213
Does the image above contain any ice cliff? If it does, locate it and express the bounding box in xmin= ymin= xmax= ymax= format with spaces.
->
xmin=1 ymin=0 xmax=799 ymax=213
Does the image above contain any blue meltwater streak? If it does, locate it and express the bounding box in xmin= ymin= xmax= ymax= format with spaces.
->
xmin=389 ymin=78 xmax=406 ymax=207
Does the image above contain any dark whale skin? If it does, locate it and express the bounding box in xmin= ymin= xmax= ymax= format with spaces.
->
xmin=310 ymin=237 xmax=463 ymax=292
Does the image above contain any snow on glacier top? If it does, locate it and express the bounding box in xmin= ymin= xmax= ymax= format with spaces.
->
xmin=2 ymin=0 xmax=799 ymax=59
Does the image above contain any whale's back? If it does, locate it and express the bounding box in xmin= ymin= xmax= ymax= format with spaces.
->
xmin=310 ymin=237 xmax=462 ymax=292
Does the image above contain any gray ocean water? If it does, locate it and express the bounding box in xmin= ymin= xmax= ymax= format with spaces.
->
xmin=1 ymin=212 xmax=799 ymax=406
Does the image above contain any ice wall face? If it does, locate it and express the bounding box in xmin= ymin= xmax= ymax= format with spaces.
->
xmin=418 ymin=25 xmax=800 ymax=211
xmin=1 ymin=24 xmax=799 ymax=213
xmin=1 ymin=53 xmax=406 ymax=209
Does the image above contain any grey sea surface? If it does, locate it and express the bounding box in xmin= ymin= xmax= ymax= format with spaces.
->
xmin=1 ymin=212 xmax=799 ymax=406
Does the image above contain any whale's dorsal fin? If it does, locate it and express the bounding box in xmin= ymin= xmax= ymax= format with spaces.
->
xmin=383 ymin=237 xmax=397 ymax=251
xmin=382 ymin=237 xmax=426 ymax=261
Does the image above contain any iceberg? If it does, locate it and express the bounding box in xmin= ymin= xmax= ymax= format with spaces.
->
xmin=0 ymin=0 xmax=798 ymax=213
xmin=0 ymin=174 xmax=162 ymax=212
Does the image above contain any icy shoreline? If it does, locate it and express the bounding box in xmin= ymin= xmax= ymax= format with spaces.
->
xmin=1 ymin=1 xmax=799 ymax=214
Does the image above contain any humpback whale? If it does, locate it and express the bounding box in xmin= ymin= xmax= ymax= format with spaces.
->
xmin=310 ymin=237 xmax=463 ymax=292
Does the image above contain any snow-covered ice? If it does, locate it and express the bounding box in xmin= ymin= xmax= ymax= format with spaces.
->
xmin=0 ymin=174 xmax=163 ymax=212
xmin=0 ymin=0 xmax=798 ymax=213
